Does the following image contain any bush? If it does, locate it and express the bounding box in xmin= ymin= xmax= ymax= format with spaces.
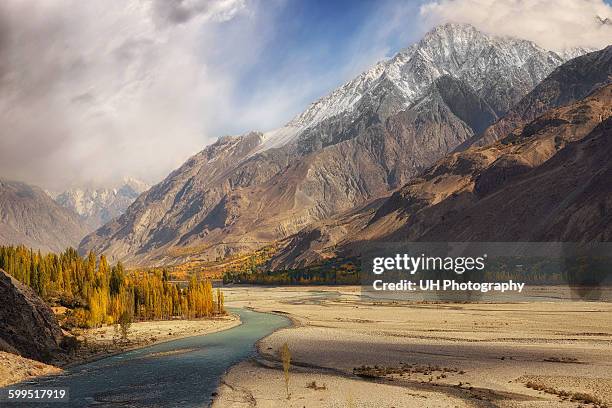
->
xmin=117 ymin=311 xmax=132 ymax=341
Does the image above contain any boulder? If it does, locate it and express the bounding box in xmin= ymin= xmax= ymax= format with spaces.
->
xmin=0 ymin=269 xmax=64 ymax=362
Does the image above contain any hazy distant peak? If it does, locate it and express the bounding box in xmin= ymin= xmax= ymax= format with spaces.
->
xmin=55 ymin=178 xmax=150 ymax=229
xmin=0 ymin=179 xmax=89 ymax=252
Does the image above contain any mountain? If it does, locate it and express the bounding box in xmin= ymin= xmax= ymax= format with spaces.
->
xmin=79 ymin=23 xmax=584 ymax=266
xmin=55 ymin=178 xmax=150 ymax=230
xmin=369 ymin=84 xmax=612 ymax=242
xmin=0 ymin=180 xmax=89 ymax=252
xmin=258 ymin=23 xmax=569 ymax=154
xmin=271 ymin=83 xmax=612 ymax=268
xmin=469 ymin=45 xmax=612 ymax=147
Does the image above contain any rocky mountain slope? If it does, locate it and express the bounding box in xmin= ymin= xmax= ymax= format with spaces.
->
xmin=0 ymin=269 xmax=65 ymax=362
xmin=0 ymin=180 xmax=90 ymax=252
xmin=271 ymin=83 xmax=612 ymax=268
xmin=470 ymin=45 xmax=612 ymax=147
xmin=80 ymin=24 xmax=584 ymax=266
xmin=55 ymin=178 xmax=149 ymax=230
xmin=259 ymin=23 xmax=570 ymax=152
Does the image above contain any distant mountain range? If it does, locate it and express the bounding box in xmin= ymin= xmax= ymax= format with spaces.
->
xmin=79 ymin=23 xmax=600 ymax=266
xmin=53 ymin=178 xmax=149 ymax=230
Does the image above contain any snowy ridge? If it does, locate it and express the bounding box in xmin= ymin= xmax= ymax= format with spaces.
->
xmin=256 ymin=23 xmax=589 ymax=153
xmin=56 ymin=178 xmax=150 ymax=227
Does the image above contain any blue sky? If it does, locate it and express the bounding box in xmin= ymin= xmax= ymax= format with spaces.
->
xmin=200 ymin=0 xmax=427 ymax=136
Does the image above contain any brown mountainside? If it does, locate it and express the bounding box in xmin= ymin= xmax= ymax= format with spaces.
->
xmin=469 ymin=45 xmax=612 ymax=148
xmin=79 ymin=26 xmax=588 ymax=266
xmin=271 ymin=83 xmax=612 ymax=268
xmin=0 ymin=180 xmax=90 ymax=252
xmin=80 ymin=76 xmax=505 ymax=266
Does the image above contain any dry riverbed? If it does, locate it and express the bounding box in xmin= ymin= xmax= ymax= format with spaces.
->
xmin=213 ymin=286 xmax=612 ymax=408
xmin=0 ymin=314 xmax=240 ymax=387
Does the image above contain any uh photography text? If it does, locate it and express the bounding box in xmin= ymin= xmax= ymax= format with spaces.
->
xmin=369 ymin=252 xmax=525 ymax=294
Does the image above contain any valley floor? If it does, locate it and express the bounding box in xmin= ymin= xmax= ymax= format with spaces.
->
xmin=213 ymin=286 xmax=612 ymax=408
xmin=0 ymin=314 xmax=240 ymax=387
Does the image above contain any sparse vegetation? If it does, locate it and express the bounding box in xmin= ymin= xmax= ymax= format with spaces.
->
xmin=353 ymin=363 xmax=463 ymax=380
xmin=306 ymin=380 xmax=326 ymax=390
xmin=542 ymin=356 xmax=580 ymax=363
xmin=224 ymin=257 xmax=360 ymax=285
xmin=117 ymin=311 xmax=132 ymax=341
xmin=163 ymin=245 xmax=279 ymax=280
xmin=280 ymin=342 xmax=291 ymax=399
xmin=525 ymin=381 xmax=607 ymax=407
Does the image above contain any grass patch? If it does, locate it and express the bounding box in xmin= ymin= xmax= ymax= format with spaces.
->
xmin=305 ymin=381 xmax=327 ymax=391
xmin=353 ymin=363 xmax=463 ymax=380
xmin=542 ymin=356 xmax=580 ymax=363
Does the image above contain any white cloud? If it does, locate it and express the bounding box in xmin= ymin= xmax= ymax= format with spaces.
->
xmin=0 ymin=0 xmax=247 ymax=190
xmin=0 ymin=0 xmax=427 ymax=192
xmin=420 ymin=0 xmax=612 ymax=51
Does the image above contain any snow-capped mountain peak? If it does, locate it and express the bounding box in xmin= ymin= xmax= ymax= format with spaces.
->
xmin=256 ymin=23 xmax=587 ymax=153
xmin=55 ymin=178 xmax=150 ymax=229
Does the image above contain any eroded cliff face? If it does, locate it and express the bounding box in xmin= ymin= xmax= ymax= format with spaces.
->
xmin=79 ymin=24 xmax=581 ymax=266
xmin=0 ymin=269 xmax=65 ymax=363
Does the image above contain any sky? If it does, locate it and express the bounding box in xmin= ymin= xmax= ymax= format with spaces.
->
xmin=0 ymin=0 xmax=610 ymax=191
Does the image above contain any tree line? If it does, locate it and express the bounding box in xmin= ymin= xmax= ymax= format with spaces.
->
xmin=0 ymin=245 xmax=224 ymax=328
xmin=223 ymin=260 xmax=360 ymax=285
xmin=222 ymin=255 xmax=610 ymax=286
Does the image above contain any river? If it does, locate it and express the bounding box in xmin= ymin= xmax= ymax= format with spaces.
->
xmin=9 ymin=308 xmax=290 ymax=407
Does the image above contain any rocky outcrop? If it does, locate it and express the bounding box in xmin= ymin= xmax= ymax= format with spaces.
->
xmin=0 ymin=180 xmax=90 ymax=252
xmin=0 ymin=269 xmax=65 ymax=362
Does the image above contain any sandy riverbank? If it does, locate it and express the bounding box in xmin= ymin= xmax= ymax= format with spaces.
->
xmin=0 ymin=352 xmax=61 ymax=388
xmin=213 ymin=286 xmax=612 ymax=407
xmin=76 ymin=313 xmax=241 ymax=363
xmin=0 ymin=314 xmax=240 ymax=387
